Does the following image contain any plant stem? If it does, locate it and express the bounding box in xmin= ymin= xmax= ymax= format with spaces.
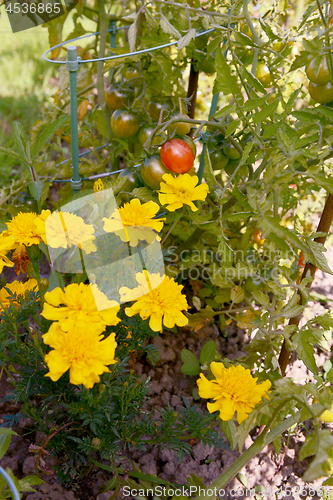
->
xmin=187 ymin=62 xmax=199 ymax=125
xmin=161 ymin=210 xmax=184 ymax=245
xmin=96 ymin=0 xmax=111 ymax=137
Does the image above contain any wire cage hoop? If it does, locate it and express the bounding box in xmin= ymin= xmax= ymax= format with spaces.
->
xmin=0 ymin=466 xmax=21 ymax=500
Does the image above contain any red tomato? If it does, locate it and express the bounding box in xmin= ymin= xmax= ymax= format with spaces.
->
xmin=160 ymin=138 xmax=194 ymax=174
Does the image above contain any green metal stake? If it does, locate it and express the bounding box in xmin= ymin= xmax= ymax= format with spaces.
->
xmin=197 ymin=92 xmax=219 ymax=184
xmin=66 ymin=46 xmax=82 ymax=194
xmin=109 ymin=20 xmax=117 ymax=50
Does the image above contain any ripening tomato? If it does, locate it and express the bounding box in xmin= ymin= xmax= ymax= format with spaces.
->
xmin=176 ymin=135 xmax=196 ymax=157
xmin=160 ymin=138 xmax=194 ymax=173
xmin=252 ymin=228 xmax=265 ymax=245
xmin=167 ymin=114 xmax=192 ymax=135
xmin=105 ymin=85 xmax=131 ymax=111
xmin=306 ymin=57 xmax=330 ymax=86
xmin=309 ymin=81 xmax=333 ymax=104
xmin=140 ymin=156 xmax=170 ymax=190
xmin=110 ymin=109 xmax=140 ymax=139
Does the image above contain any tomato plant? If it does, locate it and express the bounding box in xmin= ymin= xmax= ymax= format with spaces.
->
xmin=160 ymin=138 xmax=194 ymax=173
xmin=4 ymin=0 xmax=333 ymax=493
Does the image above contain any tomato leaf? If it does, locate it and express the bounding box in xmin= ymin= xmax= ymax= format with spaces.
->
xmin=160 ymin=13 xmax=181 ymax=39
xmin=178 ymin=28 xmax=196 ymax=50
xmin=214 ymin=48 xmax=240 ymax=98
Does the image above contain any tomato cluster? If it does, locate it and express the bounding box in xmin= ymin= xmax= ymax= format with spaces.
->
xmin=207 ymin=125 xmax=248 ymax=181
xmin=103 ymin=62 xmax=200 ymax=190
xmin=105 ymin=65 xmax=192 ymax=143
xmin=140 ymin=135 xmax=196 ymax=189
xmin=306 ymin=55 xmax=333 ymax=104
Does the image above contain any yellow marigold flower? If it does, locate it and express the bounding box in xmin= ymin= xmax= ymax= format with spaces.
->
xmin=36 ymin=210 xmax=97 ymax=254
xmin=43 ymin=326 xmax=117 ymax=389
xmin=41 ymin=283 xmax=120 ymax=338
xmin=34 ymin=209 xmax=51 ymax=245
xmin=158 ymin=174 xmax=209 ymax=212
xmin=6 ymin=212 xmax=42 ymax=247
xmin=93 ymin=178 xmax=105 ymax=192
xmin=119 ymin=270 xmax=188 ymax=332
xmin=103 ymin=199 xmax=165 ymax=247
xmin=197 ymin=362 xmax=271 ymax=424
xmin=0 ymin=279 xmax=38 ymax=313
xmin=0 ymin=234 xmax=15 ymax=274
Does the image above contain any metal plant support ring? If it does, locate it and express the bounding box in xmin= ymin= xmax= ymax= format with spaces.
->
xmin=43 ymin=26 xmax=216 ymax=193
xmin=0 ymin=466 xmax=21 ymax=500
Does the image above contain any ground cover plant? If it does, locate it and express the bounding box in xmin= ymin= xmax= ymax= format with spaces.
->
xmin=2 ymin=0 xmax=333 ymax=498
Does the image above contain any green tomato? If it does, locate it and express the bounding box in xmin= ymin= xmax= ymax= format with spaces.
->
xmin=224 ymin=160 xmax=247 ymax=179
xmin=306 ymin=57 xmax=330 ymax=86
xmin=309 ymin=81 xmax=333 ymax=104
xmin=118 ymin=168 xmax=140 ymax=191
xmin=244 ymin=276 xmax=264 ymax=295
xmin=210 ymin=150 xmax=229 ymax=171
xmin=140 ymin=156 xmax=171 ymax=190
xmin=223 ymin=144 xmax=241 ymax=160
xmin=122 ymin=66 xmax=141 ymax=80
xmin=255 ymin=62 xmax=273 ymax=88
xmin=147 ymin=99 xmax=172 ymax=121
xmin=138 ymin=125 xmax=166 ymax=146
